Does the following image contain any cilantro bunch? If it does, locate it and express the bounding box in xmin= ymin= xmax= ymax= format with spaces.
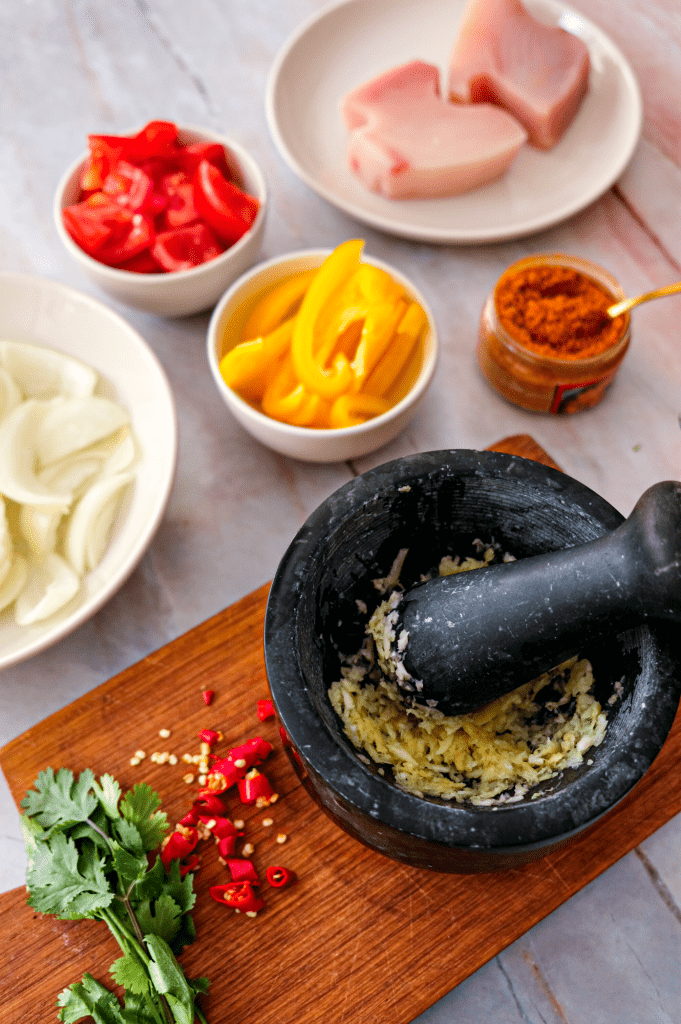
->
xmin=20 ymin=767 xmax=209 ymax=1024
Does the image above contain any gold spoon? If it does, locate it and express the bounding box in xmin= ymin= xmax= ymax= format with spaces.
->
xmin=607 ymin=279 xmax=681 ymax=318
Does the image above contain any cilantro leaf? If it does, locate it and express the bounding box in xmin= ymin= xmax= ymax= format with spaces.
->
xmin=92 ymin=773 xmax=122 ymax=819
xmin=145 ymin=933 xmax=193 ymax=1003
xmin=21 ymin=767 xmax=99 ymax=834
xmin=57 ymin=973 xmax=125 ymax=1024
xmin=120 ymin=783 xmax=168 ymax=852
xmin=135 ymin=893 xmax=182 ymax=944
xmin=113 ymin=816 xmax=145 ymax=857
xmin=110 ymin=953 xmax=153 ymax=996
xmin=26 ymin=832 xmax=114 ymax=919
xmin=110 ymin=840 xmax=149 ymax=891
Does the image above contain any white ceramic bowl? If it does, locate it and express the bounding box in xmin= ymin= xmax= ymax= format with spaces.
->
xmin=54 ymin=125 xmax=267 ymax=318
xmin=0 ymin=273 xmax=177 ymax=668
xmin=207 ymin=249 xmax=438 ymax=463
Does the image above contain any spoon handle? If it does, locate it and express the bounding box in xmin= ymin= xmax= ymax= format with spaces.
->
xmin=608 ymin=280 xmax=681 ymax=318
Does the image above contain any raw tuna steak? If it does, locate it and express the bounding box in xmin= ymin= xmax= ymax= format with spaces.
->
xmin=340 ymin=60 xmax=527 ymax=199
xmin=448 ymin=0 xmax=590 ymax=149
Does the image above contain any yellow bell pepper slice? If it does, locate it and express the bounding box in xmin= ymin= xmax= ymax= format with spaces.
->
xmin=219 ymin=317 xmax=295 ymax=403
xmin=353 ymin=263 xmax=405 ymax=304
xmin=363 ymin=301 xmax=427 ymax=399
xmin=242 ymin=269 xmax=317 ymax=339
xmin=291 ymin=239 xmax=363 ymax=399
xmin=261 ymin=354 xmax=329 ymax=427
xmin=328 ymin=394 xmax=391 ymax=429
xmin=351 ymin=297 xmax=407 ymax=388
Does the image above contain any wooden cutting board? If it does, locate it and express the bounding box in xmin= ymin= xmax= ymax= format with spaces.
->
xmin=3 ymin=435 xmax=681 ymax=1024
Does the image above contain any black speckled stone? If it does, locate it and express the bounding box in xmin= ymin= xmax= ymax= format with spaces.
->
xmin=264 ymin=450 xmax=681 ymax=873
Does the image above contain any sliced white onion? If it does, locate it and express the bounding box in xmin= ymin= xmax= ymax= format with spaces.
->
xmin=0 ymin=401 xmax=73 ymax=506
xmin=14 ymin=552 xmax=81 ymax=625
xmin=99 ymin=431 xmax=137 ymax=478
xmin=38 ymin=453 xmax=104 ymax=495
xmin=0 ymin=554 xmax=28 ymax=614
xmin=0 ymin=497 xmax=12 ymax=588
xmin=0 ymin=367 xmax=23 ymax=421
xmin=64 ymin=472 xmax=134 ymax=575
xmin=19 ymin=503 xmax=67 ymax=556
xmin=36 ymin=396 xmax=130 ymax=467
xmin=0 ymin=340 xmax=98 ymax=399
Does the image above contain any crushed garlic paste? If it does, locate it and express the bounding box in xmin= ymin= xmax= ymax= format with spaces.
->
xmin=328 ymin=546 xmax=608 ymax=805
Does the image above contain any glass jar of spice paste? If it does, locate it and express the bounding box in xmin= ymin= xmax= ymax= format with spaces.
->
xmin=478 ymin=254 xmax=631 ymax=414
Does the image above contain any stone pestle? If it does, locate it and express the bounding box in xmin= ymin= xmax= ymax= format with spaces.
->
xmin=389 ymin=481 xmax=681 ymax=715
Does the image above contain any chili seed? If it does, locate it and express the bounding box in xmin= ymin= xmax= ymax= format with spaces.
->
xmin=276 ymin=833 xmax=288 ymax=844
xmin=159 ymin=728 xmax=171 ymax=738
xmin=262 ymin=818 xmax=274 ymax=827
xmin=242 ymin=843 xmax=254 ymax=856
xmin=183 ymin=773 xmax=195 ymax=784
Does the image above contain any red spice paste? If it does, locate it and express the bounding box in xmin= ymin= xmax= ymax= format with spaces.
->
xmin=495 ymin=264 xmax=626 ymax=358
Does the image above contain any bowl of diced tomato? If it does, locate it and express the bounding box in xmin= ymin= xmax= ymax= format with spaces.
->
xmin=54 ymin=121 xmax=267 ymax=318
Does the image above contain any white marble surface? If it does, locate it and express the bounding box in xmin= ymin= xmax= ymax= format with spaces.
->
xmin=2 ymin=0 xmax=681 ymax=1020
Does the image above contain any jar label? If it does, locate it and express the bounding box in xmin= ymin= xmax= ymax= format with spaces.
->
xmin=550 ymin=370 xmax=617 ymax=414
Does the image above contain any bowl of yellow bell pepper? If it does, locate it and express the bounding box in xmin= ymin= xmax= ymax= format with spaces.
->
xmin=206 ymin=240 xmax=438 ymax=462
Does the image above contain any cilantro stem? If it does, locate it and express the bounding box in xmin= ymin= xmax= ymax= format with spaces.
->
xmin=101 ymin=908 xmax=173 ymax=1024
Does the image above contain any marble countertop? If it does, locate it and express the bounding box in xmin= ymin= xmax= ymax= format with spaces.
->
xmin=2 ymin=1 xmax=681 ymax=1020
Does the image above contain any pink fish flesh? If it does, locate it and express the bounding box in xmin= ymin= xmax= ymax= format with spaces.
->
xmin=448 ymin=0 xmax=590 ymax=149
xmin=340 ymin=60 xmax=528 ymax=200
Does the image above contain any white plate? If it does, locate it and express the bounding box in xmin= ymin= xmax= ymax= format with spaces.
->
xmin=266 ymin=0 xmax=642 ymax=244
xmin=0 ymin=274 xmax=177 ymax=669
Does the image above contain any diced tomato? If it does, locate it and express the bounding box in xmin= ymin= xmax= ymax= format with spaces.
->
xmin=81 ymin=134 xmax=135 ymax=191
xmin=117 ymin=249 xmax=165 ymax=274
xmin=176 ymin=142 xmax=230 ymax=177
xmin=160 ymin=171 xmax=199 ymax=229
xmin=130 ymin=120 xmax=179 ymax=160
xmin=193 ymin=159 xmax=259 ymax=245
xmin=96 ymin=212 xmax=155 ymax=267
xmin=151 ymin=223 xmax=223 ymax=272
xmin=103 ymin=161 xmax=154 ymax=212
xmin=67 ymin=122 xmax=261 ymax=274
xmin=62 ymin=196 xmax=130 ymax=255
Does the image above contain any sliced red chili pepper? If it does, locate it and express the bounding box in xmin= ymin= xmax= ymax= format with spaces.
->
xmin=198 ymin=728 xmax=221 ymax=747
xmin=225 ymin=858 xmax=259 ymax=884
xmin=203 ymin=762 xmax=242 ymax=793
xmin=227 ymin=737 xmax=273 ymax=769
xmin=151 ymin=222 xmax=223 ymax=272
xmin=160 ymin=826 xmax=199 ymax=870
xmin=265 ymin=865 xmax=296 ymax=889
xmin=179 ymin=853 xmax=200 ymax=878
xmin=217 ymin=834 xmax=238 ymax=858
xmin=178 ymin=806 xmax=201 ymax=827
xmin=193 ymin=159 xmax=259 ymax=245
xmin=209 ymin=881 xmax=265 ymax=913
xmin=257 ymin=698 xmax=275 ymax=721
xmin=202 ymin=689 xmax=215 ymax=706
xmin=210 ymin=817 xmax=241 ymax=840
xmin=193 ymin=793 xmax=228 ymax=817
xmin=237 ymin=769 xmax=273 ymax=806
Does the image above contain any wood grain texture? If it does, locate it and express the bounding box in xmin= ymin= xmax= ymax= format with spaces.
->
xmin=2 ymin=436 xmax=680 ymax=1024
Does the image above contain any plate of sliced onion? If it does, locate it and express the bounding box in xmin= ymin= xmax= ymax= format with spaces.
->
xmin=0 ymin=273 xmax=177 ymax=668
